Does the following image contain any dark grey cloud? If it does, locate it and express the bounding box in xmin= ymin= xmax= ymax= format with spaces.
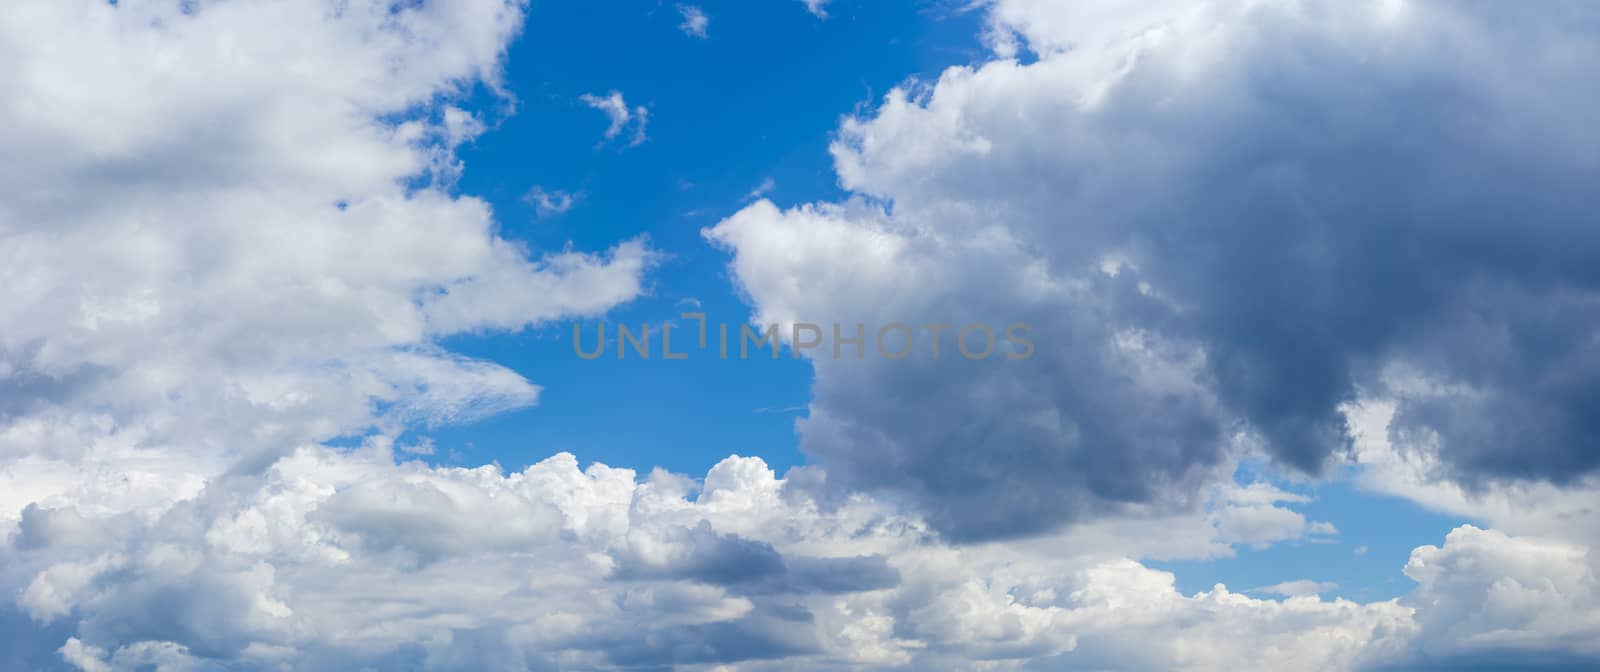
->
xmin=792 ymin=279 xmax=1227 ymax=540
xmin=781 ymin=554 xmax=900 ymax=594
xmin=599 ymin=614 xmax=821 ymax=668
xmin=612 ymin=521 xmax=787 ymax=585
xmin=612 ymin=520 xmax=901 ymax=594
xmin=1367 ymin=654 xmax=1600 ymax=672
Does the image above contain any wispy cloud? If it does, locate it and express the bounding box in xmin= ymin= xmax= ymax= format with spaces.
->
xmin=677 ymin=4 xmax=709 ymax=38
xmin=746 ymin=177 xmax=776 ymax=201
xmin=1250 ymin=580 xmax=1339 ymax=598
xmin=753 ymin=405 xmax=809 ymax=414
xmin=525 ymin=186 xmax=582 ymax=217
xmin=580 ymin=90 xmax=649 ymax=148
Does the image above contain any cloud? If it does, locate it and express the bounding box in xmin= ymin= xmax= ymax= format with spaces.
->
xmin=0 ymin=0 xmax=654 ymax=526
xmin=746 ymin=176 xmax=777 ymax=201
xmin=706 ymin=199 xmax=1235 ymax=540
xmin=8 ymin=443 xmax=1530 ymax=672
xmin=800 ymin=0 xmax=830 ymax=19
xmin=524 ymin=186 xmax=582 ymax=217
xmin=1359 ymin=525 xmax=1600 ymax=671
xmin=1345 ymin=396 xmax=1600 ymax=551
xmin=677 ymin=4 xmax=709 ymax=39
xmin=1253 ymin=580 xmax=1339 ymax=598
xmin=1403 ymin=525 xmax=1600 ymax=664
xmin=706 ymin=0 xmax=1600 ymax=542
xmin=1211 ymin=483 xmax=1338 ymax=550
xmin=0 ymin=0 xmax=651 ymax=657
xmin=580 ymin=91 xmax=650 ymax=148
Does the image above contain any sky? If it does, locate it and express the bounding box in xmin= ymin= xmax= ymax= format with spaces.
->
xmin=1 ymin=1 xmax=1598 ymax=671
xmin=431 ymin=0 xmax=993 ymax=478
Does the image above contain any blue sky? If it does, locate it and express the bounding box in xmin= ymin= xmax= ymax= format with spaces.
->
xmin=1154 ymin=470 xmax=1471 ymax=601
xmin=435 ymin=0 xmax=992 ymax=476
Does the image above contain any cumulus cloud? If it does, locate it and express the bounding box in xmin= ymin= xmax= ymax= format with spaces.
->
xmin=580 ymin=91 xmax=650 ymax=148
xmin=3 ymin=444 xmax=1464 ymax=671
xmin=706 ymin=199 xmax=1234 ymax=540
xmin=706 ymin=0 xmax=1600 ymax=542
xmin=0 ymin=0 xmax=651 ymax=453
xmin=692 ymin=3 xmax=1600 ymax=665
xmin=0 ymin=0 xmax=649 ymax=656
xmin=1398 ymin=525 xmax=1600 ymax=669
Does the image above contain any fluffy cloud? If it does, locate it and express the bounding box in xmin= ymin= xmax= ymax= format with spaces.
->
xmin=0 ymin=3 xmax=655 ymax=664
xmin=0 ymin=0 xmax=651 ymax=522
xmin=1404 ymin=526 xmax=1600 ymax=666
xmin=16 ymin=440 xmax=1581 ymax=671
xmin=707 ymin=0 xmax=1600 ymax=541
xmin=2 ymin=444 xmax=1437 ymax=671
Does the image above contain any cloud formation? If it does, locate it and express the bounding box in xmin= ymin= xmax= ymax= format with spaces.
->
xmin=11 ymin=441 xmax=1594 ymax=670
xmin=708 ymin=0 xmax=1600 ymax=541
xmin=0 ymin=0 xmax=654 ymax=522
xmin=0 ymin=443 xmax=1415 ymax=670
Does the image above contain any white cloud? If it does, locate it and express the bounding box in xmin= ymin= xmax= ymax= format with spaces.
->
xmin=0 ymin=0 xmax=652 ymax=505
xmin=1404 ymin=526 xmax=1600 ymax=666
xmin=800 ymin=0 xmax=830 ymax=19
xmin=1195 ymin=481 xmax=1339 ymax=550
xmin=0 ymin=0 xmax=651 ymax=442
xmin=677 ymin=4 xmax=710 ymax=39
xmin=0 ymin=0 xmax=653 ymax=656
xmin=1253 ymin=580 xmax=1339 ymax=598
xmin=4 ymin=445 xmax=1445 ymax=672
xmin=580 ymin=91 xmax=650 ymax=148
xmin=525 ymin=186 xmax=583 ymax=217
xmin=746 ymin=177 xmax=777 ymax=201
